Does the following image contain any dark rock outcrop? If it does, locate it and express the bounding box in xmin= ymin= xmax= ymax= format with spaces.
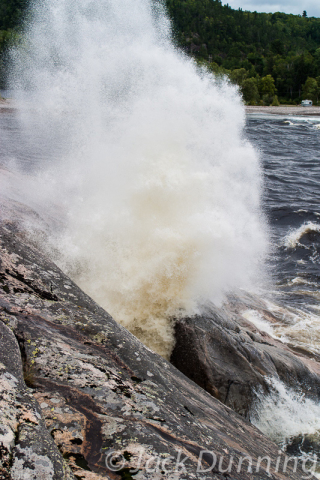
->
xmin=171 ymin=296 xmax=320 ymax=416
xmin=0 ymin=197 xmax=316 ymax=479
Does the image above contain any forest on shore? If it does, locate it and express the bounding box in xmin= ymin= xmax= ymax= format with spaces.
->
xmin=1 ymin=0 xmax=320 ymax=104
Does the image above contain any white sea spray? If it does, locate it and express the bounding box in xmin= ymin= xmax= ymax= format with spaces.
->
xmin=7 ymin=0 xmax=268 ymax=358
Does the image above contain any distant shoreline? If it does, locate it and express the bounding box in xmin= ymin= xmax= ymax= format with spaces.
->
xmin=0 ymin=99 xmax=15 ymax=112
xmin=246 ymin=105 xmax=320 ymax=116
xmin=2 ymin=100 xmax=320 ymax=117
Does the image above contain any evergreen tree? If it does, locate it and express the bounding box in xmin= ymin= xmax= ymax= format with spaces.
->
xmin=302 ymin=77 xmax=319 ymax=103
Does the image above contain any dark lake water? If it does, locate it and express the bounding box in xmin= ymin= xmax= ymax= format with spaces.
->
xmin=247 ymin=115 xmax=320 ymax=310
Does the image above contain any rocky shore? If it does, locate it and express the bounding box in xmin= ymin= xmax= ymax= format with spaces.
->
xmin=246 ymin=105 xmax=320 ymax=116
xmin=2 ymin=100 xmax=320 ymax=117
xmin=172 ymin=294 xmax=320 ymax=417
xmin=0 ymin=195 xmax=319 ymax=479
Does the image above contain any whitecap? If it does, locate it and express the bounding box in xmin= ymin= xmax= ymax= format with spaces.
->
xmin=284 ymin=222 xmax=320 ymax=248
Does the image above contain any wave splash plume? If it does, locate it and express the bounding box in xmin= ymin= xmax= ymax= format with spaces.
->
xmin=9 ymin=0 xmax=268 ymax=358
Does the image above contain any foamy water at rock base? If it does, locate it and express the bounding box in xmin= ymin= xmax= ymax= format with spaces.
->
xmin=6 ymin=0 xmax=267 ymax=358
xmin=252 ymin=377 xmax=320 ymax=446
xmin=251 ymin=376 xmax=320 ymax=477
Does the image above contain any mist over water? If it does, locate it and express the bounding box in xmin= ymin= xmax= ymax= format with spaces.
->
xmin=7 ymin=0 xmax=267 ymax=357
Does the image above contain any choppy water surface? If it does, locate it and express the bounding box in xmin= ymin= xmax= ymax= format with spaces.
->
xmin=248 ymin=115 xmax=320 ymax=279
xmin=243 ymin=114 xmax=320 ymax=467
xmin=245 ymin=114 xmax=320 ymax=356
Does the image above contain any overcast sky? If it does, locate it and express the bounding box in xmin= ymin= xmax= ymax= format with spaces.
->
xmin=222 ymin=1 xmax=320 ymax=17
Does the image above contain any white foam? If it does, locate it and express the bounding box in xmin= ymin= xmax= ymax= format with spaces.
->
xmin=252 ymin=377 xmax=320 ymax=447
xmin=242 ymin=309 xmax=274 ymax=336
xmin=284 ymin=222 xmax=320 ymax=249
xmin=263 ymin=301 xmax=320 ymax=357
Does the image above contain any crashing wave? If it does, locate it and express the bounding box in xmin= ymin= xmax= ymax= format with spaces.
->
xmin=284 ymin=222 xmax=320 ymax=249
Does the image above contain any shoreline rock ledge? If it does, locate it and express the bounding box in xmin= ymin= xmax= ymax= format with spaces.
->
xmin=171 ymin=294 xmax=320 ymax=417
xmin=0 ymin=197 xmax=316 ymax=479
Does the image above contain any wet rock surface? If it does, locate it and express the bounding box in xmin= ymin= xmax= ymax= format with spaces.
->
xmin=0 ymin=199 xmax=316 ymax=479
xmin=171 ymin=295 xmax=320 ymax=416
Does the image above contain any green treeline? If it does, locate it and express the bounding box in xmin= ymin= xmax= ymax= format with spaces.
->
xmin=0 ymin=0 xmax=27 ymax=88
xmin=165 ymin=0 xmax=320 ymax=104
xmin=1 ymin=0 xmax=320 ymax=103
xmin=0 ymin=0 xmax=27 ymax=30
